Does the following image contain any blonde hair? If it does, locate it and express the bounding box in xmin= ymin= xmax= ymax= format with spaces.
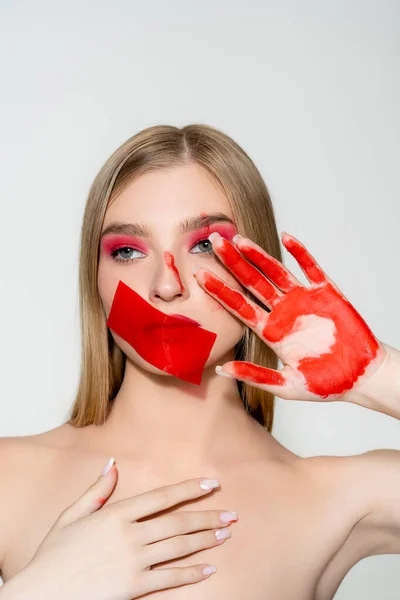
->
xmin=67 ymin=124 xmax=282 ymax=432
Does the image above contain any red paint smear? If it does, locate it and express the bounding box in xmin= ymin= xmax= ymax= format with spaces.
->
xmin=106 ymin=281 xmax=217 ymax=385
xmin=164 ymin=251 xmax=185 ymax=293
xmin=101 ymin=235 xmax=149 ymax=255
xmin=237 ymin=242 xmax=297 ymax=293
xmin=97 ymin=497 xmax=107 ymax=507
xmin=282 ymin=235 xmax=325 ymax=285
xmin=213 ymin=237 xmax=280 ymax=307
xmin=230 ymin=361 xmax=287 ymax=386
xmin=262 ymin=283 xmax=379 ymax=396
xmin=202 ymin=271 xmax=257 ymax=323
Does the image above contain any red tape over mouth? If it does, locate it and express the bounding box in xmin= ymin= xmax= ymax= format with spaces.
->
xmin=106 ymin=280 xmax=217 ymax=385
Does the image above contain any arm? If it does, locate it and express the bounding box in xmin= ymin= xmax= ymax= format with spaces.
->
xmin=349 ymin=448 xmax=400 ymax=554
xmin=0 ymin=438 xmax=15 ymax=588
xmin=314 ymin=449 xmax=400 ymax=600
xmin=0 ymin=438 xmax=42 ymax=599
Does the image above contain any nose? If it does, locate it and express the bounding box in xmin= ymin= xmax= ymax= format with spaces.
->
xmin=149 ymin=250 xmax=189 ymax=303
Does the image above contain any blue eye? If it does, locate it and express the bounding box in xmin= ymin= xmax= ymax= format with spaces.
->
xmin=110 ymin=247 xmax=145 ymax=263
xmin=190 ymin=238 xmax=214 ymax=255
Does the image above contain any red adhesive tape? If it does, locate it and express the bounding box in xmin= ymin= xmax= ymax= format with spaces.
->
xmin=106 ymin=280 xmax=217 ymax=385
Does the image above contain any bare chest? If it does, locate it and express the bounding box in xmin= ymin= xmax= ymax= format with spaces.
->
xmin=2 ymin=457 xmax=352 ymax=600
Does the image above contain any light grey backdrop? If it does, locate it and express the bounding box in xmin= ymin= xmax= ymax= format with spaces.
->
xmin=0 ymin=0 xmax=399 ymax=596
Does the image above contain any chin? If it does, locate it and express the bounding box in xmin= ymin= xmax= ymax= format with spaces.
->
xmin=112 ymin=329 xmax=243 ymax=381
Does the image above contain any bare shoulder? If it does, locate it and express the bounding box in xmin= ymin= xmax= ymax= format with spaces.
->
xmin=300 ymin=450 xmax=400 ymax=600
xmin=304 ymin=449 xmax=400 ymax=536
xmin=0 ymin=424 xmax=77 ymax=573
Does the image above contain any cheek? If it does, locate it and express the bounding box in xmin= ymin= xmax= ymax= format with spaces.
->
xmin=206 ymin=297 xmax=225 ymax=312
xmin=97 ymin=265 xmax=121 ymax=315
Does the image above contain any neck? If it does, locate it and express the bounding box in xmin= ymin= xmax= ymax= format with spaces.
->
xmin=94 ymin=351 xmax=270 ymax=469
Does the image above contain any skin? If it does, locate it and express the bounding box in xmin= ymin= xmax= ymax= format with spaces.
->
xmin=194 ymin=231 xmax=386 ymax=400
xmin=0 ymin=163 xmax=399 ymax=600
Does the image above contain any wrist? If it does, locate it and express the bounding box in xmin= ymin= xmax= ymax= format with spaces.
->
xmin=348 ymin=342 xmax=400 ymax=419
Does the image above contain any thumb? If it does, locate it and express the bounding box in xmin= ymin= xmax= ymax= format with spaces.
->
xmin=54 ymin=457 xmax=118 ymax=528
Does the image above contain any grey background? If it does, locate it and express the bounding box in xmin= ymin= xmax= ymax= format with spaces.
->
xmin=0 ymin=0 xmax=399 ymax=596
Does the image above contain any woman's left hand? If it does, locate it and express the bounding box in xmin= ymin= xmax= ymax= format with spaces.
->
xmin=193 ymin=231 xmax=388 ymax=403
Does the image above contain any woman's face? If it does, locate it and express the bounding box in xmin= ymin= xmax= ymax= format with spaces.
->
xmin=97 ymin=162 xmax=246 ymax=379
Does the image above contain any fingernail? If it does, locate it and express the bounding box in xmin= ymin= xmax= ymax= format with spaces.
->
xmin=215 ymin=365 xmax=233 ymax=378
xmin=101 ymin=457 xmax=115 ymax=476
xmin=208 ymin=231 xmax=221 ymax=243
xmin=215 ymin=528 xmax=231 ymax=540
xmin=200 ymin=478 xmax=220 ymax=490
xmin=203 ymin=565 xmax=217 ymax=576
xmin=220 ymin=511 xmax=238 ymax=523
xmin=232 ymin=234 xmax=243 ymax=244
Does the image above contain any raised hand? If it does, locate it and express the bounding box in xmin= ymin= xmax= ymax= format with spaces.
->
xmin=193 ymin=231 xmax=387 ymax=403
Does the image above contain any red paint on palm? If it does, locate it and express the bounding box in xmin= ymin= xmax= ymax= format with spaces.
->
xmin=234 ymin=242 xmax=297 ymax=292
xmin=197 ymin=231 xmax=381 ymax=400
xmin=264 ymin=283 xmax=377 ymax=396
xmin=230 ymin=361 xmax=287 ymax=386
xmin=164 ymin=251 xmax=185 ymax=293
xmin=282 ymin=234 xmax=325 ymax=284
xmin=211 ymin=238 xmax=281 ymax=306
xmin=202 ymin=271 xmax=258 ymax=322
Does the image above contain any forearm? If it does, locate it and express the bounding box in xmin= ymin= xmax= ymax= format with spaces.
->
xmin=348 ymin=342 xmax=400 ymax=420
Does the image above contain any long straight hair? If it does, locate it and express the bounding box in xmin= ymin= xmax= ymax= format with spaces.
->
xmin=67 ymin=124 xmax=282 ymax=431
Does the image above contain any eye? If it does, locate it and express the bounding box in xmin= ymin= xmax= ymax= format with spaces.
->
xmin=110 ymin=246 xmax=146 ymax=264
xmin=189 ymin=238 xmax=214 ymax=255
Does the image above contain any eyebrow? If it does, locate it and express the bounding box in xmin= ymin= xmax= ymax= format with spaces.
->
xmin=100 ymin=212 xmax=236 ymax=239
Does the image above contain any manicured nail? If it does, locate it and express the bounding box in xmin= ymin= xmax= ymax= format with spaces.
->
xmin=232 ymin=234 xmax=243 ymax=244
xmin=215 ymin=528 xmax=231 ymax=541
xmin=200 ymin=478 xmax=220 ymax=490
xmin=215 ymin=365 xmax=233 ymax=378
xmin=208 ymin=231 xmax=221 ymax=243
xmin=220 ymin=511 xmax=238 ymax=523
xmin=101 ymin=457 xmax=115 ymax=476
xmin=203 ymin=565 xmax=217 ymax=576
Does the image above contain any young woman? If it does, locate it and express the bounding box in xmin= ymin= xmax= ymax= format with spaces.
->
xmin=0 ymin=124 xmax=399 ymax=600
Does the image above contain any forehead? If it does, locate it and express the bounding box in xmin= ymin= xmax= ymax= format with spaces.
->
xmin=104 ymin=163 xmax=233 ymax=225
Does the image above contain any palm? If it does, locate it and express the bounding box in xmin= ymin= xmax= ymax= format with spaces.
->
xmin=195 ymin=231 xmax=385 ymax=402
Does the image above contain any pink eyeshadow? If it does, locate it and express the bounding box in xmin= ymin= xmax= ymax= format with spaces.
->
xmin=100 ymin=235 xmax=149 ymax=255
xmin=186 ymin=223 xmax=238 ymax=248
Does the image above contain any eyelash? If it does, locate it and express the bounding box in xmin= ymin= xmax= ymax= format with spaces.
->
xmin=109 ymin=238 xmax=214 ymax=264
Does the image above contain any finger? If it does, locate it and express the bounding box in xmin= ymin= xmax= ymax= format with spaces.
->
xmin=114 ymin=478 xmax=220 ymax=522
xmin=142 ymin=527 xmax=231 ymax=567
xmin=207 ymin=232 xmax=282 ymax=309
xmin=140 ymin=563 xmax=217 ymax=594
xmin=55 ymin=458 xmax=118 ymax=528
xmin=232 ymin=235 xmax=302 ymax=292
xmin=193 ymin=267 xmax=267 ymax=330
xmin=141 ymin=509 xmax=237 ymax=545
xmin=281 ymin=232 xmax=327 ymax=285
xmin=215 ymin=361 xmax=299 ymax=399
